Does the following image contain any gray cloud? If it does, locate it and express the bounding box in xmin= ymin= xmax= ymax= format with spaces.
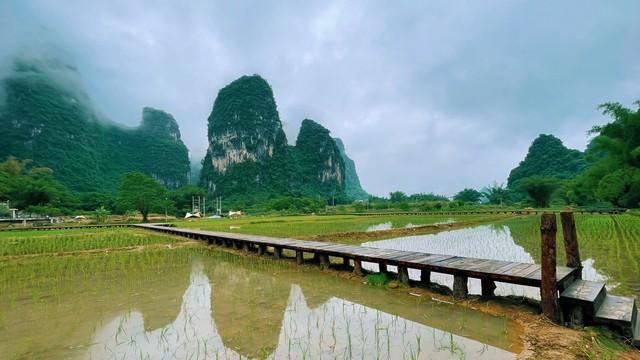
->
xmin=2 ymin=0 xmax=639 ymax=196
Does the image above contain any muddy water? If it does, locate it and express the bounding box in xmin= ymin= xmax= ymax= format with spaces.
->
xmin=0 ymin=248 xmax=522 ymax=359
xmin=362 ymin=224 xmax=611 ymax=299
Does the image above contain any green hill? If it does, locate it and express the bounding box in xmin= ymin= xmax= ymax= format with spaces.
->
xmin=0 ymin=57 xmax=190 ymax=192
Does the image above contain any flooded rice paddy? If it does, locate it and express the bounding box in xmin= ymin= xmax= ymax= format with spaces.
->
xmin=0 ymin=248 xmax=522 ymax=359
xmin=362 ymin=215 xmax=640 ymax=300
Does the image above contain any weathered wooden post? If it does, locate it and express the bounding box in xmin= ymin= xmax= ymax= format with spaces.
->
xmin=398 ymin=266 xmax=410 ymax=285
xmin=481 ymin=279 xmax=496 ymax=298
xmin=379 ymin=263 xmax=388 ymax=274
xmin=560 ymin=211 xmax=582 ymax=277
xmin=353 ymin=258 xmax=364 ymax=276
xmin=274 ymin=247 xmax=283 ymax=259
xmin=296 ymin=250 xmax=304 ymax=265
xmin=540 ymin=213 xmax=562 ymax=324
xmin=420 ymin=269 xmax=431 ymax=286
xmin=258 ymin=244 xmax=266 ymax=255
xmin=242 ymin=241 xmax=250 ymax=252
xmin=453 ymin=276 xmax=468 ymax=299
xmin=318 ymin=254 xmax=330 ymax=269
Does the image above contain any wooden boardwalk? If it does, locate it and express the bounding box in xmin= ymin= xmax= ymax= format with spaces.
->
xmin=135 ymin=223 xmax=580 ymax=294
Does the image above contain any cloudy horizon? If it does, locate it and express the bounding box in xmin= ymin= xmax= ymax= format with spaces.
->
xmin=2 ymin=1 xmax=639 ymax=196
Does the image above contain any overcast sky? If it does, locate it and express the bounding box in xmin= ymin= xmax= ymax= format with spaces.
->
xmin=2 ymin=1 xmax=639 ymax=196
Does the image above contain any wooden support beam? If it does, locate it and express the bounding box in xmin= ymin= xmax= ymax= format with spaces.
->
xmin=274 ymin=247 xmax=283 ymax=259
xmin=560 ymin=211 xmax=582 ymax=275
xmin=258 ymin=244 xmax=266 ymax=255
xmin=319 ymin=254 xmax=330 ymax=269
xmin=398 ymin=266 xmax=410 ymax=285
xmin=242 ymin=241 xmax=250 ymax=252
xmin=353 ymin=258 xmax=364 ymax=276
xmin=296 ymin=250 xmax=304 ymax=265
xmin=541 ymin=213 xmax=562 ymax=324
xmin=420 ymin=269 xmax=431 ymax=286
xmin=379 ymin=263 xmax=388 ymax=274
xmin=481 ymin=279 xmax=496 ymax=299
xmin=453 ymin=275 xmax=468 ymax=299
xmin=342 ymin=257 xmax=349 ymax=268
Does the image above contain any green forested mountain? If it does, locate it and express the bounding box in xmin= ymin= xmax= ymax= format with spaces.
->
xmin=200 ymin=75 xmax=292 ymax=199
xmin=200 ymin=75 xmax=362 ymax=204
xmin=334 ymin=138 xmax=368 ymax=200
xmin=507 ymin=134 xmax=587 ymax=187
xmin=292 ymin=119 xmax=345 ymax=197
xmin=0 ymin=57 xmax=190 ymax=192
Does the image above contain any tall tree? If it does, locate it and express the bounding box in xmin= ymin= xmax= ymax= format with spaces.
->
xmin=117 ymin=172 xmax=169 ymax=222
xmin=453 ymin=188 xmax=482 ymax=203
xmin=517 ymin=176 xmax=560 ymax=208
xmin=581 ymin=102 xmax=640 ymax=208
xmin=482 ymin=183 xmax=509 ymax=205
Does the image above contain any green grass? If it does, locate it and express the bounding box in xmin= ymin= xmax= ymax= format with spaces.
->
xmin=173 ymin=214 xmax=503 ymax=238
xmin=0 ymin=228 xmax=184 ymax=256
xmin=494 ymin=214 xmax=640 ymax=297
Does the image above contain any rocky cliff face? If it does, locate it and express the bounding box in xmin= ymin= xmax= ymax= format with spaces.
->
xmin=293 ymin=119 xmax=345 ymax=196
xmin=0 ymin=57 xmax=190 ymax=191
xmin=200 ymin=75 xmax=290 ymax=195
xmin=200 ymin=76 xmax=356 ymax=202
xmin=334 ymin=138 xmax=368 ymax=200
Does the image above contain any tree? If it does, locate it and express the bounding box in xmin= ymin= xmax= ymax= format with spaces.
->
xmin=580 ymin=101 xmax=640 ymax=207
xmin=117 ymin=172 xmax=169 ymax=222
xmin=389 ymin=191 xmax=408 ymax=203
xmin=94 ymin=206 xmax=110 ymax=223
xmin=517 ymin=176 xmax=560 ymax=208
xmin=482 ymin=183 xmax=508 ymax=206
xmin=453 ymin=188 xmax=482 ymax=203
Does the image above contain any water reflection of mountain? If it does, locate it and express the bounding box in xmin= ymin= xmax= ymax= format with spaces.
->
xmin=87 ymin=259 xmax=520 ymax=359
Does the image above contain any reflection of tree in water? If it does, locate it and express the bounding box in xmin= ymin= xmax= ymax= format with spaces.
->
xmin=87 ymin=260 xmax=516 ymax=359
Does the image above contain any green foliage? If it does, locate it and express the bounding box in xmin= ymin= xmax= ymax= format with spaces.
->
xmin=517 ymin=176 xmax=560 ymax=207
xmin=200 ymin=76 xmax=349 ymax=207
xmin=453 ymin=188 xmax=482 ymax=203
xmin=266 ymin=196 xmax=324 ymax=214
xmin=578 ymin=102 xmax=640 ymax=208
xmin=0 ymin=156 xmax=70 ymax=211
xmin=0 ymin=58 xmax=190 ymax=192
xmin=389 ymin=191 xmax=408 ymax=203
xmin=116 ymin=172 xmax=170 ymax=222
xmin=482 ymin=183 xmax=509 ymax=205
xmin=293 ymin=119 xmax=346 ymax=197
xmin=366 ymin=273 xmax=389 ymax=287
xmin=507 ymin=134 xmax=587 ymax=187
xmin=334 ymin=138 xmax=368 ymax=200
xmin=94 ymin=206 xmax=110 ymax=223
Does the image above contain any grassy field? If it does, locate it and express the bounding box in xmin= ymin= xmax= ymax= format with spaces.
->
xmin=173 ymin=213 xmax=510 ymax=239
xmin=0 ymin=228 xmax=190 ymax=256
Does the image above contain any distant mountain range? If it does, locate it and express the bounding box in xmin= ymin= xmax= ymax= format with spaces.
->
xmin=0 ymin=57 xmax=368 ymax=201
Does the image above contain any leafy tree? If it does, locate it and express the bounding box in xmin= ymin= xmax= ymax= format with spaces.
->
xmin=482 ymin=183 xmax=508 ymax=205
xmin=453 ymin=188 xmax=482 ymax=203
xmin=170 ymin=185 xmax=207 ymax=216
xmin=94 ymin=206 xmax=110 ymax=223
xmin=580 ymin=102 xmax=640 ymax=208
xmin=116 ymin=172 xmax=169 ymax=222
xmin=389 ymin=191 xmax=408 ymax=203
xmin=517 ymin=176 xmax=560 ymax=208
xmin=0 ymin=156 xmax=69 ymax=210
